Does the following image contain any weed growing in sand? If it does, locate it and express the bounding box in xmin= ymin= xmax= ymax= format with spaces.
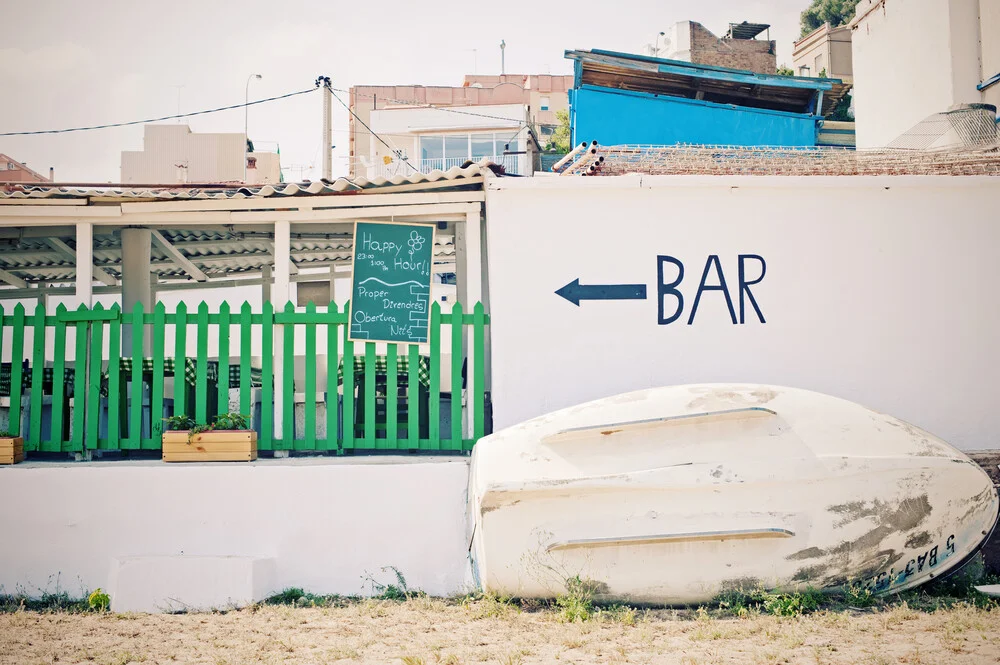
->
xmin=87 ymin=588 xmax=110 ymax=612
xmin=464 ymin=592 xmax=519 ymax=620
xmin=263 ymin=588 xmax=348 ymax=608
xmin=555 ymin=576 xmax=601 ymax=622
xmin=715 ymin=585 xmax=823 ymax=617
xmin=842 ymin=581 xmax=877 ymax=608
xmin=364 ymin=567 xmax=425 ymax=601
xmin=597 ymin=604 xmax=638 ymax=626
xmin=400 ymin=656 xmax=426 ymax=665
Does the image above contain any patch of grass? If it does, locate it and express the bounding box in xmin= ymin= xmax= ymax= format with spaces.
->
xmin=891 ymin=571 xmax=1000 ymax=612
xmin=464 ymin=592 xmax=519 ymax=620
xmin=597 ymin=603 xmax=638 ymax=626
xmin=364 ymin=567 xmax=425 ymax=601
xmin=107 ymin=652 xmax=146 ymax=665
xmin=841 ymin=580 xmax=878 ymax=608
xmin=555 ymin=576 xmax=601 ymax=622
xmin=263 ymin=587 xmax=346 ymax=608
xmin=765 ymin=588 xmax=824 ymax=616
xmin=715 ymin=585 xmax=824 ymax=617
xmin=0 ymin=590 xmax=91 ymax=613
xmin=400 ymin=656 xmax=426 ymax=665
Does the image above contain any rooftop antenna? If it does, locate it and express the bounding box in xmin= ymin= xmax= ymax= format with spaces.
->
xmin=500 ymin=40 xmax=506 ymax=75
xmin=170 ymin=85 xmax=185 ymax=122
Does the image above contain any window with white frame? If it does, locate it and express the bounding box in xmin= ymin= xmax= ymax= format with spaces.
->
xmin=540 ymin=97 xmax=550 ymax=111
xmin=418 ymin=132 xmax=522 ymax=168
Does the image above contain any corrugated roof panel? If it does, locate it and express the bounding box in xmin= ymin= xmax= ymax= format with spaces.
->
xmin=0 ymin=162 xmax=489 ymax=200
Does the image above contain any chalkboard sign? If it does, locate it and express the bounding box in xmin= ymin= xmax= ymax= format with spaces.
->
xmin=349 ymin=221 xmax=435 ymax=344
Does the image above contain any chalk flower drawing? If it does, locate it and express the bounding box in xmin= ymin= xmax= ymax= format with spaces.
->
xmin=408 ymin=230 xmax=426 ymax=258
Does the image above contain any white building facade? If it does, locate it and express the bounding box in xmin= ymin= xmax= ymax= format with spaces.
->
xmin=363 ymin=104 xmax=534 ymax=179
xmin=484 ymin=174 xmax=1000 ymax=453
xmin=851 ymin=0 xmax=1000 ymax=148
xmin=121 ymin=124 xmax=281 ymax=185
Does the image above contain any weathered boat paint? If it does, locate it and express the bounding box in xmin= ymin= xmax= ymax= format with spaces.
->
xmin=468 ymin=384 xmax=999 ymax=604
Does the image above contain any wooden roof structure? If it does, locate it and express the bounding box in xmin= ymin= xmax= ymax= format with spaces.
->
xmin=566 ymin=50 xmax=852 ymax=117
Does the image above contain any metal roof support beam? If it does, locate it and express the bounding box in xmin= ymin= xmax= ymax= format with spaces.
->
xmin=150 ymin=229 xmax=209 ymax=282
xmin=0 ymin=203 xmax=479 ymax=227
xmin=0 ymin=268 xmax=27 ymax=289
xmin=265 ymin=240 xmax=299 ymax=275
xmin=43 ymin=237 xmax=118 ymax=287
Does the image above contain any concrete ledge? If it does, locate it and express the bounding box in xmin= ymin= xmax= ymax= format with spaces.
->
xmin=109 ymin=556 xmax=275 ymax=613
xmin=0 ymin=458 xmax=471 ymax=601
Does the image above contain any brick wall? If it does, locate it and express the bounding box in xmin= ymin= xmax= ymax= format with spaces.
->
xmin=688 ymin=22 xmax=777 ymax=74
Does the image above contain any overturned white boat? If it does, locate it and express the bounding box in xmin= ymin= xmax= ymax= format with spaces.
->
xmin=468 ymin=385 xmax=999 ymax=604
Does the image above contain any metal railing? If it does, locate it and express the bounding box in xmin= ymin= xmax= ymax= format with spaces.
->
xmin=366 ymin=154 xmax=522 ymax=179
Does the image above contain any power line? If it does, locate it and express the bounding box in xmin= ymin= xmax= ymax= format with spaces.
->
xmin=0 ymin=87 xmax=318 ymax=137
xmin=326 ymin=83 xmax=418 ymax=173
xmin=338 ymin=86 xmax=534 ymax=124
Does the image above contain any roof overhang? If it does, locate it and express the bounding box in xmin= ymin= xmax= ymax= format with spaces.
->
xmin=565 ymin=49 xmax=851 ymax=116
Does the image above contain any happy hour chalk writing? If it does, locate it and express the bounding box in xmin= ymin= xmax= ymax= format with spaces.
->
xmin=349 ymin=222 xmax=434 ymax=344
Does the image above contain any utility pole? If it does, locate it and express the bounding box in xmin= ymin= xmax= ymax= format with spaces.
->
xmin=316 ymin=75 xmax=333 ymax=181
xmin=500 ymin=40 xmax=506 ymax=75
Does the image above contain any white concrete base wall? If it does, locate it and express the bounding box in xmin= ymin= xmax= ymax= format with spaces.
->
xmin=0 ymin=459 xmax=471 ymax=602
xmin=108 ymin=556 xmax=276 ymax=613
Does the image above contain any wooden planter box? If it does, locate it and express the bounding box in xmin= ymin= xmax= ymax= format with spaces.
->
xmin=0 ymin=437 xmax=24 ymax=465
xmin=162 ymin=430 xmax=257 ymax=463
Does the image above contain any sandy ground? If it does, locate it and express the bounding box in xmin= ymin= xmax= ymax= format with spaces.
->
xmin=1 ymin=600 xmax=999 ymax=665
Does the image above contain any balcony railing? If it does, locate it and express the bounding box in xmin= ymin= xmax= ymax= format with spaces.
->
xmin=366 ymin=154 xmax=523 ymax=179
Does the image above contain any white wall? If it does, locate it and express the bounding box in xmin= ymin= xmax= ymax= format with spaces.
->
xmin=0 ymin=459 xmax=471 ymax=599
xmin=484 ymin=175 xmax=1000 ymax=451
xmin=851 ymin=0 xmax=985 ymax=148
xmin=370 ymin=104 xmax=524 ymax=135
xmin=121 ymin=124 xmax=263 ymax=184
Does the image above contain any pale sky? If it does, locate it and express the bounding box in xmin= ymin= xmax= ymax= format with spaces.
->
xmin=0 ymin=0 xmax=807 ymax=183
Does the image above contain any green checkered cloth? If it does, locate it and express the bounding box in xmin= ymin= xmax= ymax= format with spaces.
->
xmin=101 ymin=358 xmax=219 ymax=397
xmin=0 ymin=363 xmax=75 ymax=398
xmin=337 ymin=355 xmax=431 ymax=387
xmin=227 ymin=365 xmax=264 ymax=389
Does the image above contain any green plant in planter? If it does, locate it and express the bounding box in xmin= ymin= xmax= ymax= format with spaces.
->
xmin=163 ymin=414 xmax=196 ymax=431
xmin=0 ymin=430 xmax=15 ymax=438
xmin=163 ymin=413 xmax=250 ymax=443
xmin=164 ymin=413 xmax=249 ymax=432
xmin=214 ymin=413 xmax=250 ymax=430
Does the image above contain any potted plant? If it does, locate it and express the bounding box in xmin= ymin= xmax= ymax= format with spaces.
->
xmin=0 ymin=430 xmax=23 ymax=465
xmin=162 ymin=413 xmax=256 ymax=462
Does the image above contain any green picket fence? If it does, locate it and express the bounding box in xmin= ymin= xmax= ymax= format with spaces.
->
xmin=0 ymin=300 xmax=489 ymax=454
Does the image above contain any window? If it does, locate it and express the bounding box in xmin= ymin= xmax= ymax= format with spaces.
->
xmin=540 ymin=96 xmax=551 ymax=111
xmin=420 ymin=136 xmax=443 ymax=160
xmin=6 ymin=163 xmax=14 ymax=170
xmin=471 ymin=134 xmax=495 ymax=159
xmin=814 ymin=54 xmax=824 ymax=73
xmin=445 ymin=135 xmax=468 ymax=161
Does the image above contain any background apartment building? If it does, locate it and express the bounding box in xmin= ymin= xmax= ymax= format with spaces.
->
xmin=0 ymin=155 xmax=52 ymax=183
xmin=121 ymin=124 xmax=282 ymax=185
xmin=793 ymin=22 xmax=853 ymax=81
xmin=664 ymin=21 xmax=777 ymax=74
xmin=348 ymin=75 xmax=571 ymax=179
xmin=851 ymin=0 xmax=999 ymax=148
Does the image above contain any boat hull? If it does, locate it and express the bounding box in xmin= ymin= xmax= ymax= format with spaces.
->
xmin=468 ymin=385 xmax=999 ymax=604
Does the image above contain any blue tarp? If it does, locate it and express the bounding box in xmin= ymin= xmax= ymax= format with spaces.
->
xmin=571 ymin=87 xmax=818 ymax=148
